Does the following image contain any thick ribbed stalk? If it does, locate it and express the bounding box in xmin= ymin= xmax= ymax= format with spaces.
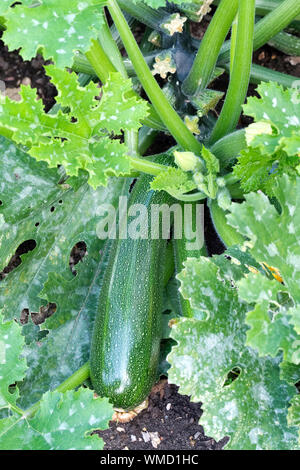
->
xmin=208 ymin=199 xmax=244 ymax=247
xmin=210 ymin=129 xmax=246 ymax=169
xmin=107 ymin=0 xmax=202 ymax=155
xmin=268 ymin=30 xmax=300 ymax=56
xmin=98 ymin=14 xmax=127 ymax=77
xmin=248 ymin=63 xmax=299 ymax=88
xmin=209 ymin=0 xmax=255 ymax=144
xmin=182 ymin=0 xmax=239 ymax=96
xmin=118 ymin=0 xmax=169 ymax=32
xmin=218 ymin=0 xmax=300 ymax=65
xmin=85 ymin=39 xmax=115 ymax=83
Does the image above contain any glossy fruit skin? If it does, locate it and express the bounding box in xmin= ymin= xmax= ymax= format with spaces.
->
xmin=90 ymin=163 xmax=174 ymax=410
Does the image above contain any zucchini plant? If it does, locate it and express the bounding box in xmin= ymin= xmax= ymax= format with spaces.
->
xmin=0 ymin=0 xmax=299 ymax=450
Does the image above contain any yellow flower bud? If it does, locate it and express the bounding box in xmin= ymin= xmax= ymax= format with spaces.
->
xmin=173 ymin=151 xmax=198 ymax=172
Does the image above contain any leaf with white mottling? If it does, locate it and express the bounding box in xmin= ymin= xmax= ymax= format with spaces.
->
xmin=0 ymin=389 xmax=113 ymax=450
xmin=227 ymin=175 xmax=300 ymax=304
xmin=0 ymin=136 xmax=127 ymax=327
xmin=0 ymin=320 xmax=27 ymax=410
xmin=2 ymin=1 xmax=105 ymax=68
xmin=0 ymin=68 xmax=147 ymax=188
xmin=167 ymin=257 xmax=299 ymax=449
xmin=243 ymin=82 xmax=300 ymax=156
xmin=97 ymin=72 xmax=149 ymax=134
xmin=288 ymin=395 xmax=300 ymax=445
xmin=234 ymin=82 xmax=300 ymax=195
xmin=244 ymin=301 xmax=300 ymax=364
xmin=16 ymin=238 xmax=114 ymax=408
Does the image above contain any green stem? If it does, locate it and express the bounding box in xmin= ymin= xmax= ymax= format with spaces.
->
xmin=208 ymin=199 xmax=244 ymax=247
xmin=182 ymin=0 xmax=239 ymax=96
xmin=229 ymin=63 xmax=299 ymax=89
xmin=230 ymin=14 xmax=238 ymax=75
xmin=253 ymin=0 xmax=300 ymax=51
xmin=209 ymin=0 xmax=255 ymax=145
xmin=14 ymin=363 xmax=90 ymax=419
xmin=210 ymin=129 xmax=246 ymax=169
xmin=85 ymin=39 xmax=115 ymax=83
xmin=98 ymin=13 xmax=127 ymax=77
xmin=138 ymin=126 xmax=158 ymax=156
xmin=73 ymin=51 xmax=160 ymax=78
xmin=214 ymin=0 xmax=300 ymax=22
xmin=218 ymin=0 xmax=300 ymax=65
xmin=117 ymin=0 xmax=169 ymax=32
xmin=173 ymin=191 xmax=207 ymax=202
xmin=129 ymin=155 xmax=169 ymax=176
xmin=268 ymin=30 xmax=300 ymax=56
xmin=107 ymin=0 xmax=202 ymax=154
xmin=126 ymin=129 xmax=139 ymax=157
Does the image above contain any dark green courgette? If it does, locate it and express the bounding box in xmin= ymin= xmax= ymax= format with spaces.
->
xmin=90 ymin=162 xmax=175 ymax=409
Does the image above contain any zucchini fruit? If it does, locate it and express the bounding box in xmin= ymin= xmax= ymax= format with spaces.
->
xmin=90 ymin=166 xmax=175 ymax=409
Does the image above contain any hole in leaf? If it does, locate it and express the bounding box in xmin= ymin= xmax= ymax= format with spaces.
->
xmin=58 ymin=200 xmax=63 ymax=204
xmin=35 ymin=222 xmax=40 ymax=227
xmin=31 ymin=303 xmax=57 ymax=325
xmin=223 ymin=367 xmax=241 ymax=387
xmin=0 ymin=239 xmax=37 ymax=281
xmin=69 ymin=241 xmax=87 ymax=275
xmin=50 ymin=206 xmax=55 ymax=212
xmin=129 ymin=179 xmax=137 ymax=193
xmin=0 ymin=200 xmax=2 ymax=206
xmin=20 ymin=303 xmax=57 ymax=326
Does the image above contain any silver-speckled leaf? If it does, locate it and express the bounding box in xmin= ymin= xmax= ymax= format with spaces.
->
xmin=168 ymin=256 xmax=299 ymax=449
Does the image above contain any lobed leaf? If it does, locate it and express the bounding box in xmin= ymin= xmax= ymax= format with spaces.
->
xmin=150 ymin=167 xmax=196 ymax=199
xmin=243 ymin=82 xmax=300 ymax=156
xmin=168 ymin=256 xmax=299 ymax=449
xmin=227 ymin=175 xmax=300 ymax=304
xmin=0 ymin=69 xmax=148 ymax=188
xmin=0 ymin=389 xmax=113 ymax=450
xmin=2 ymin=0 xmax=106 ymax=68
xmin=0 ymin=320 xmax=27 ymax=410
xmin=234 ymin=82 xmax=300 ymax=195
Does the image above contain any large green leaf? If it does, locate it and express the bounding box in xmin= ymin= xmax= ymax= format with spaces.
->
xmin=0 ymin=389 xmax=113 ymax=450
xmin=233 ymin=82 xmax=300 ymax=195
xmin=288 ymin=395 xmax=300 ymax=445
xmin=243 ymin=82 xmax=300 ymax=156
xmin=0 ymin=136 xmax=61 ymax=224
xmin=0 ymin=320 xmax=27 ymax=410
xmin=0 ymin=0 xmax=32 ymax=16
xmin=0 ymin=320 xmax=113 ymax=449
xmin=2 ymin=1 xmax=106 ymax=68
xmin=227 ymin=176 xmax=300 ymax=366
xmin=0 ymin=68 xmax=148 ymax=188
xmin=0 ymin=136 xmax=128 ymax=325
xmin=228 ymin=175 xmax=300 ymax=303
xmin=167 ymin=256 xmax=299 ymax=449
